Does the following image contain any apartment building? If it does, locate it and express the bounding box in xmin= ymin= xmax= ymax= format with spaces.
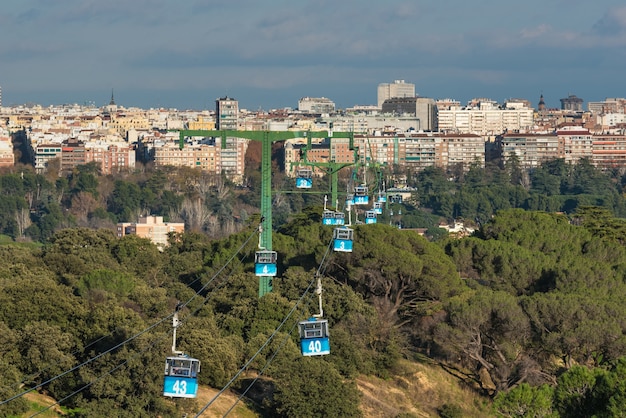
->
xmin=592 ymin=133 xmax=626 ymax=169
xmin=153 ymin=142 xmax=220 ymax=172
xmin=497 ymin=133 xmax=560 ymax=169
xmin=108 ymin=110 xmax=151 ymax=138
xmin=437 ymin=100 xmax=534 ymax=136
xmin=284 ymin=132 xmax=484 ymax=174
xmin=381 ymin=97 xmax=438 ymax=131
xmin=377 ymin=80 xmax=415 ymax=108
xmin=116 ymin=215 xmax=185 ymax=249
xmin=35 ymin=143 xmax=63 ymax=171
xmin=558 ymin=126 xmax=593 ymax=163
xmin=588 ymin=98 xmax=626 ymax=114
xmin=216 ymin=97 xmax=238 ymax=130
xmin=298 ymin=97 xmax=335 ymax=114
xmin=496 ymin=126 xmax=626 ymax=171
xmin=0 ymin=129 xmax=13 ymax=167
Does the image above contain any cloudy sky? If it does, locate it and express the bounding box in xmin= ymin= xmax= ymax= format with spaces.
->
xmin=2 ymin=0 xmax=626 ymax=110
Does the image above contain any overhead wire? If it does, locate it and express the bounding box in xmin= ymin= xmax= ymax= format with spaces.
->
xmin=195 ymin=237 xmax=335 ymax=417
xmin=0 ymin=223 xmax=261 ymax=410
xmin=222 ymin=311 xmax=301 ymax=418
xmin=28 ymin=226 xmax=261 ymax=416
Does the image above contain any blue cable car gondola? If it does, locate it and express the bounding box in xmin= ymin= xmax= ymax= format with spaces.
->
xmin=295 ymin=167 xmax=313 ymax=189
xmin=365 ymin=210 xmax=377 ymax=224
xmin=322 ymin=209 xmax=335 ymax=225
xmin=299 ymin=317 xmax=330 ymax=356
xmin=373 ymin=202 xmax=383 ymax=214
xmin=322 ymin=210 xmax=345 ymax=226
xmin=333 ymin=227 xmax=353 ymax=252
xmin=163 ymin=308 xmax=201 ymax=399
xmin=378 ymin=192 xmax=387 ymax=203
xmin=353 ymin=185 xmax=369 ymax=205
xmin=163 ymin=355 xmax=201 ymax=398
xmin=345 ymin=193 xmax=355 ymax=207
xmin=255 ymin=250 xmax=277 ymax=276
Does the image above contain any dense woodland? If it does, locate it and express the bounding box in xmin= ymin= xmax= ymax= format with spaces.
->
xmin=3 ymin=149 xmax=626 ymax=416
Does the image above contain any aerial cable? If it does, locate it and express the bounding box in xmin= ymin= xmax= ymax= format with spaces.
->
xmin=0 ymin=332 xmax=111 ymax=395
xmin=222 ymin=311 xmax=302 ymax=417
xmin=224 ymin=239 xmax=334 ymax=416
xmin=194 ymin=275 xmax=316 ymax=417
xmin=179 ymin=225 xmax=260 ymax=306
xmin=195 ymin=237 xmax=335 ymax=417
xmin=29 ymin=324 xmax=173 ymax=417
xmin=1 ymin=222 xmax=261 ymax=409
xmin=0 ymin=314 xmax=173 ymax=408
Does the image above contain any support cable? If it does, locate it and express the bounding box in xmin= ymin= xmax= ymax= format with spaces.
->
xmin=194 ymin=238 xmax=334 ymax=417
xmin=0 ymin=224 xmax=260 ymax=409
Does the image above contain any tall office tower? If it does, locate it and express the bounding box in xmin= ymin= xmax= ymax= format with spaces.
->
xmin=215 ymin=96 xmax=239 ymax=130
xmin=377 ymin=80 xmax=415 ymax=108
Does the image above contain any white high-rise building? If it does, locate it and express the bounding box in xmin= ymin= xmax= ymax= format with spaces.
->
xmin=377 ymin=80 xmax=415 ymax=108
xmin=215 ymin=96 xmax=238 ymax=130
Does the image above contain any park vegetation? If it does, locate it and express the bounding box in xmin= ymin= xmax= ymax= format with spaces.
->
xmin=2 ymin=155 xmax=626 ymax=416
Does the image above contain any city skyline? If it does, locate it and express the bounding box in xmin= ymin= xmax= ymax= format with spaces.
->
xmin=2 ymin=0 xmax=626 ymax=110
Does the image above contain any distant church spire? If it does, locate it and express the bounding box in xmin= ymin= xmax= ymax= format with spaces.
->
xmin=538 ymin=93 xmax=546 ymax=112
xmin=109 ymin=89 xmax=116 ymax=106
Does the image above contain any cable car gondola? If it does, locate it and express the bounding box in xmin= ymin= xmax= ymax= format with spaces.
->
xmin=333 ymin=227 xmax=353 ymax=252
xmin=353 ymin=185 xmax=369 ymax=205
xmin=365 ymin=210 xmax=377 ymax=224
xmin=322 ymin=209 xmax=336 ymax=225
xmin=299 ymin=317 xmax=330 ymax=356
xmin=377 ymin=192 xmax=387 ymax=203
xmin=373 ymin=202 xmax=383 ymax=215
xmin=255 ymin=250 xmax=277 ymax=276
xmin=345 ymin=193 xmax=355 ymax=207
xmin=164 ymin=355 xmax=201 ymax=398
xmin=163 ymin=308 xmax=200 ymax=398
xmin=295 ymin=167 xmax=313 ymax=189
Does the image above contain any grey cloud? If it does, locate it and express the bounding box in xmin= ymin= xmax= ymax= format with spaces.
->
xmin=592 ymin=7 xmax=626 ymax=36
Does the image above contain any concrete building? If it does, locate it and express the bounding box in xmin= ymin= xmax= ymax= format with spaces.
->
xmin=153 ymin=142 xmax=220 ymax=173
xmin=117 ymin=215 xmax=185 ymax=249
xmin=560 ymin=95 xmax=584 ymax=112
xmin=437 ymin=100 xmax=534 ymax=136
xmin=298 ymin=97 xmax=335 ymax=114
xmin=381 ymin=97 xmax=438 ymax=131
xmin=496 ymin=133 xmax=560 ymax=169
xmin=216 ymin=97 xmax=238 ymax=130
xmin=592 ymin=133 xmax=626 ymax=170
xmin=284 ymin=132 xmax=484 ymax=174
xmin=35 ymin=143 xmax=63 ymax=172
xmin=587 ymin=98 xmax=626 ymax=114
xmin=377 ymin=80 xmax=415 ymax=108
xmin=558 ymin=126 xmax=593 ymax=163
xmin=0 ymin=129 xmax=13 ymax=167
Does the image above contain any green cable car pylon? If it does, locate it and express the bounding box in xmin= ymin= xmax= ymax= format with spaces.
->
xmin=178 ymin=129 xmax=354 ymax=297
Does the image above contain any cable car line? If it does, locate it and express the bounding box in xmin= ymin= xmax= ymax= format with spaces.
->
xmin=194 ymin=272 xmax=318 ymax=417
xmin=0 ymin=224 xmax=261 ymax=409
xmin=29 ymin=331 xmax=170 ymax=418
xmin=35 ymin=227 xmax=259 ymax=415
xmin=222 ymin=313 xmax=301 ymax=417
xmin=0 ymin=313 xmax=173 ymax=408
xmin=224 ymin=240 xmax=336 ymax=416
xmin=194 ymin=239 xmax=334 ymax=417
